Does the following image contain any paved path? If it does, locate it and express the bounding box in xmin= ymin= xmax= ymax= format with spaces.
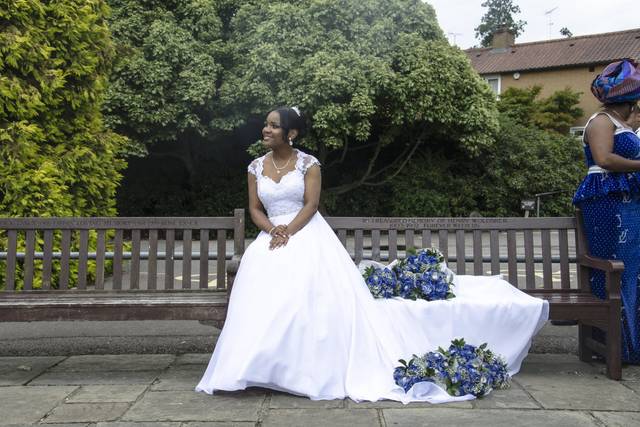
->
xmin=1 ymin=353 xmax=639 ymax=426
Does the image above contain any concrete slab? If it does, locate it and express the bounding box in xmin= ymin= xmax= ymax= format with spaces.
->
xmin=96 ymin=423 xmax=180 ymax=427
xmin=472 ymin=382 xmax=541 ymax=409
xmin=0 ymin=356 xmax=66 ymax=386
xmin=43 ymin=403 xmax=130 ymax=423
xmin=0 ymin=386 xmax=77 ymax=424
xmin=269 ymin=393 xmax=345 ymax=409
xmin=261 ymin=409 xmax=380 ymax=427
xmin=345 ymin=398 xmax=472 ymax=409
xmin=51 ymin=354 xmax=174 ymax=372
xmin=173 ymin=354 xmax=211 ymax=365
xmin=151 ymin=366 xmax=202 ymax=391
xmin=624 ymin=381 xmax=640 ymax=393
xmin=183 ymin=424 xmax=256 ymax=427
xmin=519 ymin=354 xmax=600 ymax=375
xmin=382 ymin=408 xmax=598 ymax=427
xmin=591 ymin=411 xmax=640 ymax=427
xmin=29 ymin=370 xmax=160 ymax=385
xmin=516 ymin=372 xmax=640 ymax=410
xmin=122 ymin=390 xmax=264 ymax=422
xmin=66 ymin=385 xmax=149 ymax=403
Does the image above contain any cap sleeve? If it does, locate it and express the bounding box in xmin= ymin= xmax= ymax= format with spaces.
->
xmin=297 ymin=152 xmax=321 ymax=175
xmin=247 ymin=157 xmax=263 ymax=177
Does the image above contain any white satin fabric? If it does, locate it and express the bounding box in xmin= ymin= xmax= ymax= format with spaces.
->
xmin=196 ymin=210 xmax=549 ymax=403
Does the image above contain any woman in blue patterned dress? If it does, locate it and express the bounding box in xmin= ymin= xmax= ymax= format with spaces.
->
xmin=573 ymin=59 xmax=640 ymax=364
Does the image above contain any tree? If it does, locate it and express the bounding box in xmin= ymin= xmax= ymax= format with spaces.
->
xmin=0 ymin=0 xmax=128 ymax=287
xmin=217 ymin=0 xmax=499 ymax=196
xmin=559 ymin=27 xmax=573 ymax=37
xmin=475 ymin=0 xmax=527 ymax=47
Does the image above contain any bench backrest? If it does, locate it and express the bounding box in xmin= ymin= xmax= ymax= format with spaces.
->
xmin=0 ymin=210 xmax=244 ymax=292
xmin=325 ymin=215 xmax=586 ymax=291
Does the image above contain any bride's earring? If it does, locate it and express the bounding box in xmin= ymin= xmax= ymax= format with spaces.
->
xmin=289 ymin=138 xmax=293 ymax=146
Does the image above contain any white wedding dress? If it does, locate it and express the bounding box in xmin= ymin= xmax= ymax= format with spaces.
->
xmin=196 ymin=149 xmax=549 ymax=404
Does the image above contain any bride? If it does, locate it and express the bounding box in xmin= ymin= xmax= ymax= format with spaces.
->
xmin=196 ymin=107 xmax=549 ymax=404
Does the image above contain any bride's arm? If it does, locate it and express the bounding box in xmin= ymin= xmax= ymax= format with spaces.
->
xmin=247 ymin=173 xmax=278 ymax=234
xmin=286 ymin=165 xmax=321 ymax=235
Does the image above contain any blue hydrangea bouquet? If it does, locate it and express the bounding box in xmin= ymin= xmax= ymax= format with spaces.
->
xmin=393 ymin=338 xmax=510 ymax=397
xmin=362 ymin=248 xmax=455 ymax=301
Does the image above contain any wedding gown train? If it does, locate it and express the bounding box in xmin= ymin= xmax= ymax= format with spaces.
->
xmin=196 ymin=150 xmax=549 ymax=404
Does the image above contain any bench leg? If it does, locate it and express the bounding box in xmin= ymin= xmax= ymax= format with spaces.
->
xmin=606 ymin=306 xmax=622 ymax=380
xmin=578 ymin=324 xmax=594 ymax=363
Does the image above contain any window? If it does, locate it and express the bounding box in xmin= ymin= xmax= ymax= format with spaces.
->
xmin=483 ymin=75 xmax=501 ymax=96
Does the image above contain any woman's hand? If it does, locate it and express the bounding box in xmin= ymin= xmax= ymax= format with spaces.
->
xmin=271 ymin=224 xmax=288 ymax=238
xmin=269 ymin=233 xmax=289 ymax=250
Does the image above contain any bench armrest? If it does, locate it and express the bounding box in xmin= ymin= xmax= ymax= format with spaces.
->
xmin=578 ymin=254 xmax=623 ymax=299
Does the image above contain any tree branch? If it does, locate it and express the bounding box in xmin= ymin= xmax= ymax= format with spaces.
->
xmin=325 ymin=138 xmax=384 ymax=195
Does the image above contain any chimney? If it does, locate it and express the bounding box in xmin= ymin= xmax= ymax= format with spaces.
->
xmin=491 ymin=26 xmax=515 ymax=50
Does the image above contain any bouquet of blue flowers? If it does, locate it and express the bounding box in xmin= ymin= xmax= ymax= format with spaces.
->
xmin=363 ymin=248 xmax=455 ymax=301
xmin=393 ymin=338 xmax=510 ymax=397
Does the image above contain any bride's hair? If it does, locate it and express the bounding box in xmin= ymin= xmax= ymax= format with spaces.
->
xmin=273 ymin=106 xmax=307 ymax=142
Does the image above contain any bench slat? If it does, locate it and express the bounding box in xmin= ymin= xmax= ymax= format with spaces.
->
xmin=148 ymin=230 xmax=158 ymax=290
xmin=217 ymin=229 xmax=226 ymax=290
xmin=183 ymin=229 xmax=192 ymax=289
xmin=421 ymin=229 xmax=431 ymax=248
xmin=165 ymin=230 xmax=175 ymax=290
xmin=371 ymin=230 xmax=381 ymax=261
xmin=130 ymin=229 xmax=141 ymax=290
xmin=59 ymin=230 xmax=71 ymax=290
xmin=388 ymin=230 xmax=398 ymax=261
xmin=456 ymin=230 xmax=465 ymax=274
xmin=524 ymin=230 xmax=535 ymax=289
xmin=95 ymin=230 xmax=106 ymax=290
xmin=42 ymin=229 xmax=53 ymax=290
xmin=23 ymin=230 xmax=35 ymax=291
xmin=405 ymin=229 xmax=414 ymax=252
xmin=5 ymin=230 xmax=17 ymax=291
xmin=200 ymin=229 xmax=209 ymax=289
xmin=541 ymin=229 xmax=552 ymax=289
xmin=354 ymin=229 xmax=364 ymax=264
xmin=473 ymin=230 xmax=482 ymax=275
xmin=559 ymin=229 xmax=570 ymax=289
xmin=507 ymin=230 xmax=517 ymax=286
xmin=77 ymin=230 xmax=88 ymax=290
xmin=438 ymin=230 xmax=448 ymax=261
xmin=490 ymin=230 xmax=500 ymax=275
xmin=338 ymin=229 xmax=347 ymax=247
xmin=112 ymin=229 xmax=123 ymax=290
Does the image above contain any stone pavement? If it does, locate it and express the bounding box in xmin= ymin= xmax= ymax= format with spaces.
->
xmin=1 ymin=353 xmax=639 ymax=427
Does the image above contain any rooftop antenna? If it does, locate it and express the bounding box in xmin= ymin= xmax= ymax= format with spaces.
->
xmin=544 ymin=7 xmax=558 ymax=39
xmin=447 ymin=32 xmax=463 ymax=46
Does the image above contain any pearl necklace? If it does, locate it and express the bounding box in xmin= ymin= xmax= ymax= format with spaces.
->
xmin=271 ymin=151 xmax=294 ymax=174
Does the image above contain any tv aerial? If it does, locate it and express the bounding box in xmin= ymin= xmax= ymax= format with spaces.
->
xmin=544 ymin=7 xmax=558 ymax=39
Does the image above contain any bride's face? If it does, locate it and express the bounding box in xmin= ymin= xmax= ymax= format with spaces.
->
xmin=262 ymin=111 xmax=285 ymax=148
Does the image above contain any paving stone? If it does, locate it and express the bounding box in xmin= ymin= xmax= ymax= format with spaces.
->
xmin=269 ymin=393 xmax=345 ymax=409
xmin=173 ymin=354 xmax=210 ymax=365
xmin=346 ymin=398 xmax=472 ymax=409
xmin=51 ymin=355 xmax=174 ymax=372
xmin=0 ymin=386 xmax=77 ymax=424
xmin=44 ymin=403 xmax=130 ymax=423
xmin=261 ymin=409 xmax=379 ymax=427
xmin=516 ymin=372 xmax=640 ymax=410
xmin=622 ymin=364 xmax=640 ymax=381
xmin=519 ymin=354 xmax=600 ymax=376
xmin=591 ymin=411 xmax=640 ymax=427
xmin=29 ymin=370 xmax=160 ymax=386
xmin=151 ymin=366 xmax=202 ymax=391
xmin=0 ymin=356 xmax=66 ymax=386
xmin=96 ymin=423 xmax=180 ymax=427
xmin=624 ymin=381 xmax=640 ymax=393
xmin=472 ymin=382 xmax=540 ymax=409
xmin=66 ymin=385 xmax=149 ymax=403
xmin=122 ymin=390 xmax=264 ymax=422
xmin=184 ymin=424 xmax=256 ymax=427
xmin=383 ymin=408 xmax=598 ymax=427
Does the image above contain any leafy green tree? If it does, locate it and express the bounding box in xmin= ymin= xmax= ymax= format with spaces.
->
xmin=498 ymin=86 xmax=583 ymax=134
xmin=217 ymin=0 xmax=499 ymax=196
xmin=0 ymin=0 xmax=127 ymax=287
xmin=475 ymin=0 xmax=526 ymax=47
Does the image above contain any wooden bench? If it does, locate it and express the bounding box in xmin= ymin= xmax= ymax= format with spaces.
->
xmin=227 ymin=210 xmax=622 ymax=380
xmin=0 ymin=210 xmax=245 ymax=328
xmin=1 ymin=209 xmax=622 ymax=379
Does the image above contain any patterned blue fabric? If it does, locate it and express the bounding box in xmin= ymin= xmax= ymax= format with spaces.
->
xmin=573 ymin=123 xmax=640 ymax=364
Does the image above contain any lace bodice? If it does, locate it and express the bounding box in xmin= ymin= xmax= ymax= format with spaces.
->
xmin=248 ymin=149 xmax=321 ymax=217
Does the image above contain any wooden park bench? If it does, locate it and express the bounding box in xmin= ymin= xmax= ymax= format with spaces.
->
xmin=1 ymin=209 xmax=622 ymax=379
xmin=0 ymin=210 xmax=245 ymax=328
